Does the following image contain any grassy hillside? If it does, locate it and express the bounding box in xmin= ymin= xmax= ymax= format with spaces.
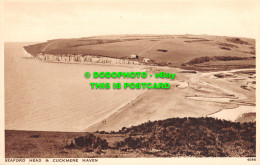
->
xmin=23 ymin=34 xmax=255 ymax=70
xmin=6 ymin=117 xmax=255 ymax=158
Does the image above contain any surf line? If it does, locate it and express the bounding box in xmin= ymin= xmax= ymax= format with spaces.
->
xmin=83 ymin=90 xmax=150 ymax=131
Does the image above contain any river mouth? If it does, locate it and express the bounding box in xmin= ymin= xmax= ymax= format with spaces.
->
xmin=5 ymin=43 xmax=256 ymax=132
xmin=208 ymin=105 xmax=256 ymax=122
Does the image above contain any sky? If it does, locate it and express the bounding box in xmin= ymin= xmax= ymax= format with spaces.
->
xmin=3 ymin=0 xmax=260 ymax=42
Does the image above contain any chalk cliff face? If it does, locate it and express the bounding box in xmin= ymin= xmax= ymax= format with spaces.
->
xmin=27 ymin=50 xmax=140 ymax=65
xmin=23 ymin=48 xmax=33 ymax=57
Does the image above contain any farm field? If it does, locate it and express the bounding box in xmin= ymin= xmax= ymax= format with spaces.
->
xmin=5 ymin=34 xmax=256 ymax=158
xmin=24 ymin=34 xmax=255 ymax=70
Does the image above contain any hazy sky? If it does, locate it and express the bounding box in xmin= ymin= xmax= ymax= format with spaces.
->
xmin=4 ymin=0 xmax=259 ymax=42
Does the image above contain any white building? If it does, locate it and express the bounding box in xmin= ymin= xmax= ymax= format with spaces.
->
xmin=130 ymin=54 xmax=139 ymax=59
xmin=143 ymin=58 xmax=150 ymax=63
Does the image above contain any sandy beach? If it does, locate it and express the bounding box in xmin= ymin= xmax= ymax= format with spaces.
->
xmin=5 ymin=43 xmax=256 ymax=133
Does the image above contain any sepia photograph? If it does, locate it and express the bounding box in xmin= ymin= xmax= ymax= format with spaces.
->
xmin=1 ymin=0 xmax=259 ymax=164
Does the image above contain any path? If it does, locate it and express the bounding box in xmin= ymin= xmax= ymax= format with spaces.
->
xmin=42 ymin=40 xmax=60 ymax=52
xmin=138 ymin=40 xmax=162 ymax=55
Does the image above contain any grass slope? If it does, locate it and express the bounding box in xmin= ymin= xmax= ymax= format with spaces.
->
xmin=24 ymin=35 xmax=255 ymax=70
xmin=6 ymin=117 xmax=255 ymax=158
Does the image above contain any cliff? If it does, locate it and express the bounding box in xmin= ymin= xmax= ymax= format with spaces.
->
xmin=23 ymin=34 xmax=256 ymax=70
xmin=34 ymin=52 xmax=141 ymax=65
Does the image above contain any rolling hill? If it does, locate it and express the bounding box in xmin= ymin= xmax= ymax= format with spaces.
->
xmin=24 ymin=34 xmax=255 ymax=71
xmin=5 ymin=117 xmax=256 ymax=157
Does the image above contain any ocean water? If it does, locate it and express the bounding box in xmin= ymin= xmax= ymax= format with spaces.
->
xmin=4 ymin=43 xmax=147 ymax=132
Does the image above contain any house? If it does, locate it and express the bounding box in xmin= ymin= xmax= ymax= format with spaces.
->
xmin=130 ymin=54 xmax=139 ymax=59
xmin=143 ymin=58 xmax=150 ymax=63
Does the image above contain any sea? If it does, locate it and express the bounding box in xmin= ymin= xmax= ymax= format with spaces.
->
xmin=4 ymin=42 xmax=147 ymax=132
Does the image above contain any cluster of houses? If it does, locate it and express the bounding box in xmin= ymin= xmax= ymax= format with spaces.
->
xmin=130 ymin=54 xmax=151 ymax=63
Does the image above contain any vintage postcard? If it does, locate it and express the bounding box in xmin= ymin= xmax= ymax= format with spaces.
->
xmin=0 ymin=0 xmax=259 ymax=164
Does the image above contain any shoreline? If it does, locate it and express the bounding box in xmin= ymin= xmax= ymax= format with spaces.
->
xmin=4 ymin=43 xmax=256 ymax=132
xmin=83 ymin=90 xmax=150 ymax=132
xmin=207 ymin=105 xmax=256 ymax=122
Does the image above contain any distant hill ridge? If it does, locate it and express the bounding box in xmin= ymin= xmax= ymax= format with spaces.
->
xmin=23 ymin=34 xmax=255 ymax=70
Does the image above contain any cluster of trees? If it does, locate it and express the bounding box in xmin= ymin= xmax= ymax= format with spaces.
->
xmin=227 ymin=38 xmax=249 ymax=45
xmin=66 ymin=133 xmax=108 ymax=152
xmin=157 ymin=49 xmax=168 ymax=52
xmin=67 ymin=117 xmax=255 ymax=157
xmin=184 ymin=56 xmax=255 ymax=65
xmin=114 ymin=117 xmax=256 ymax=157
